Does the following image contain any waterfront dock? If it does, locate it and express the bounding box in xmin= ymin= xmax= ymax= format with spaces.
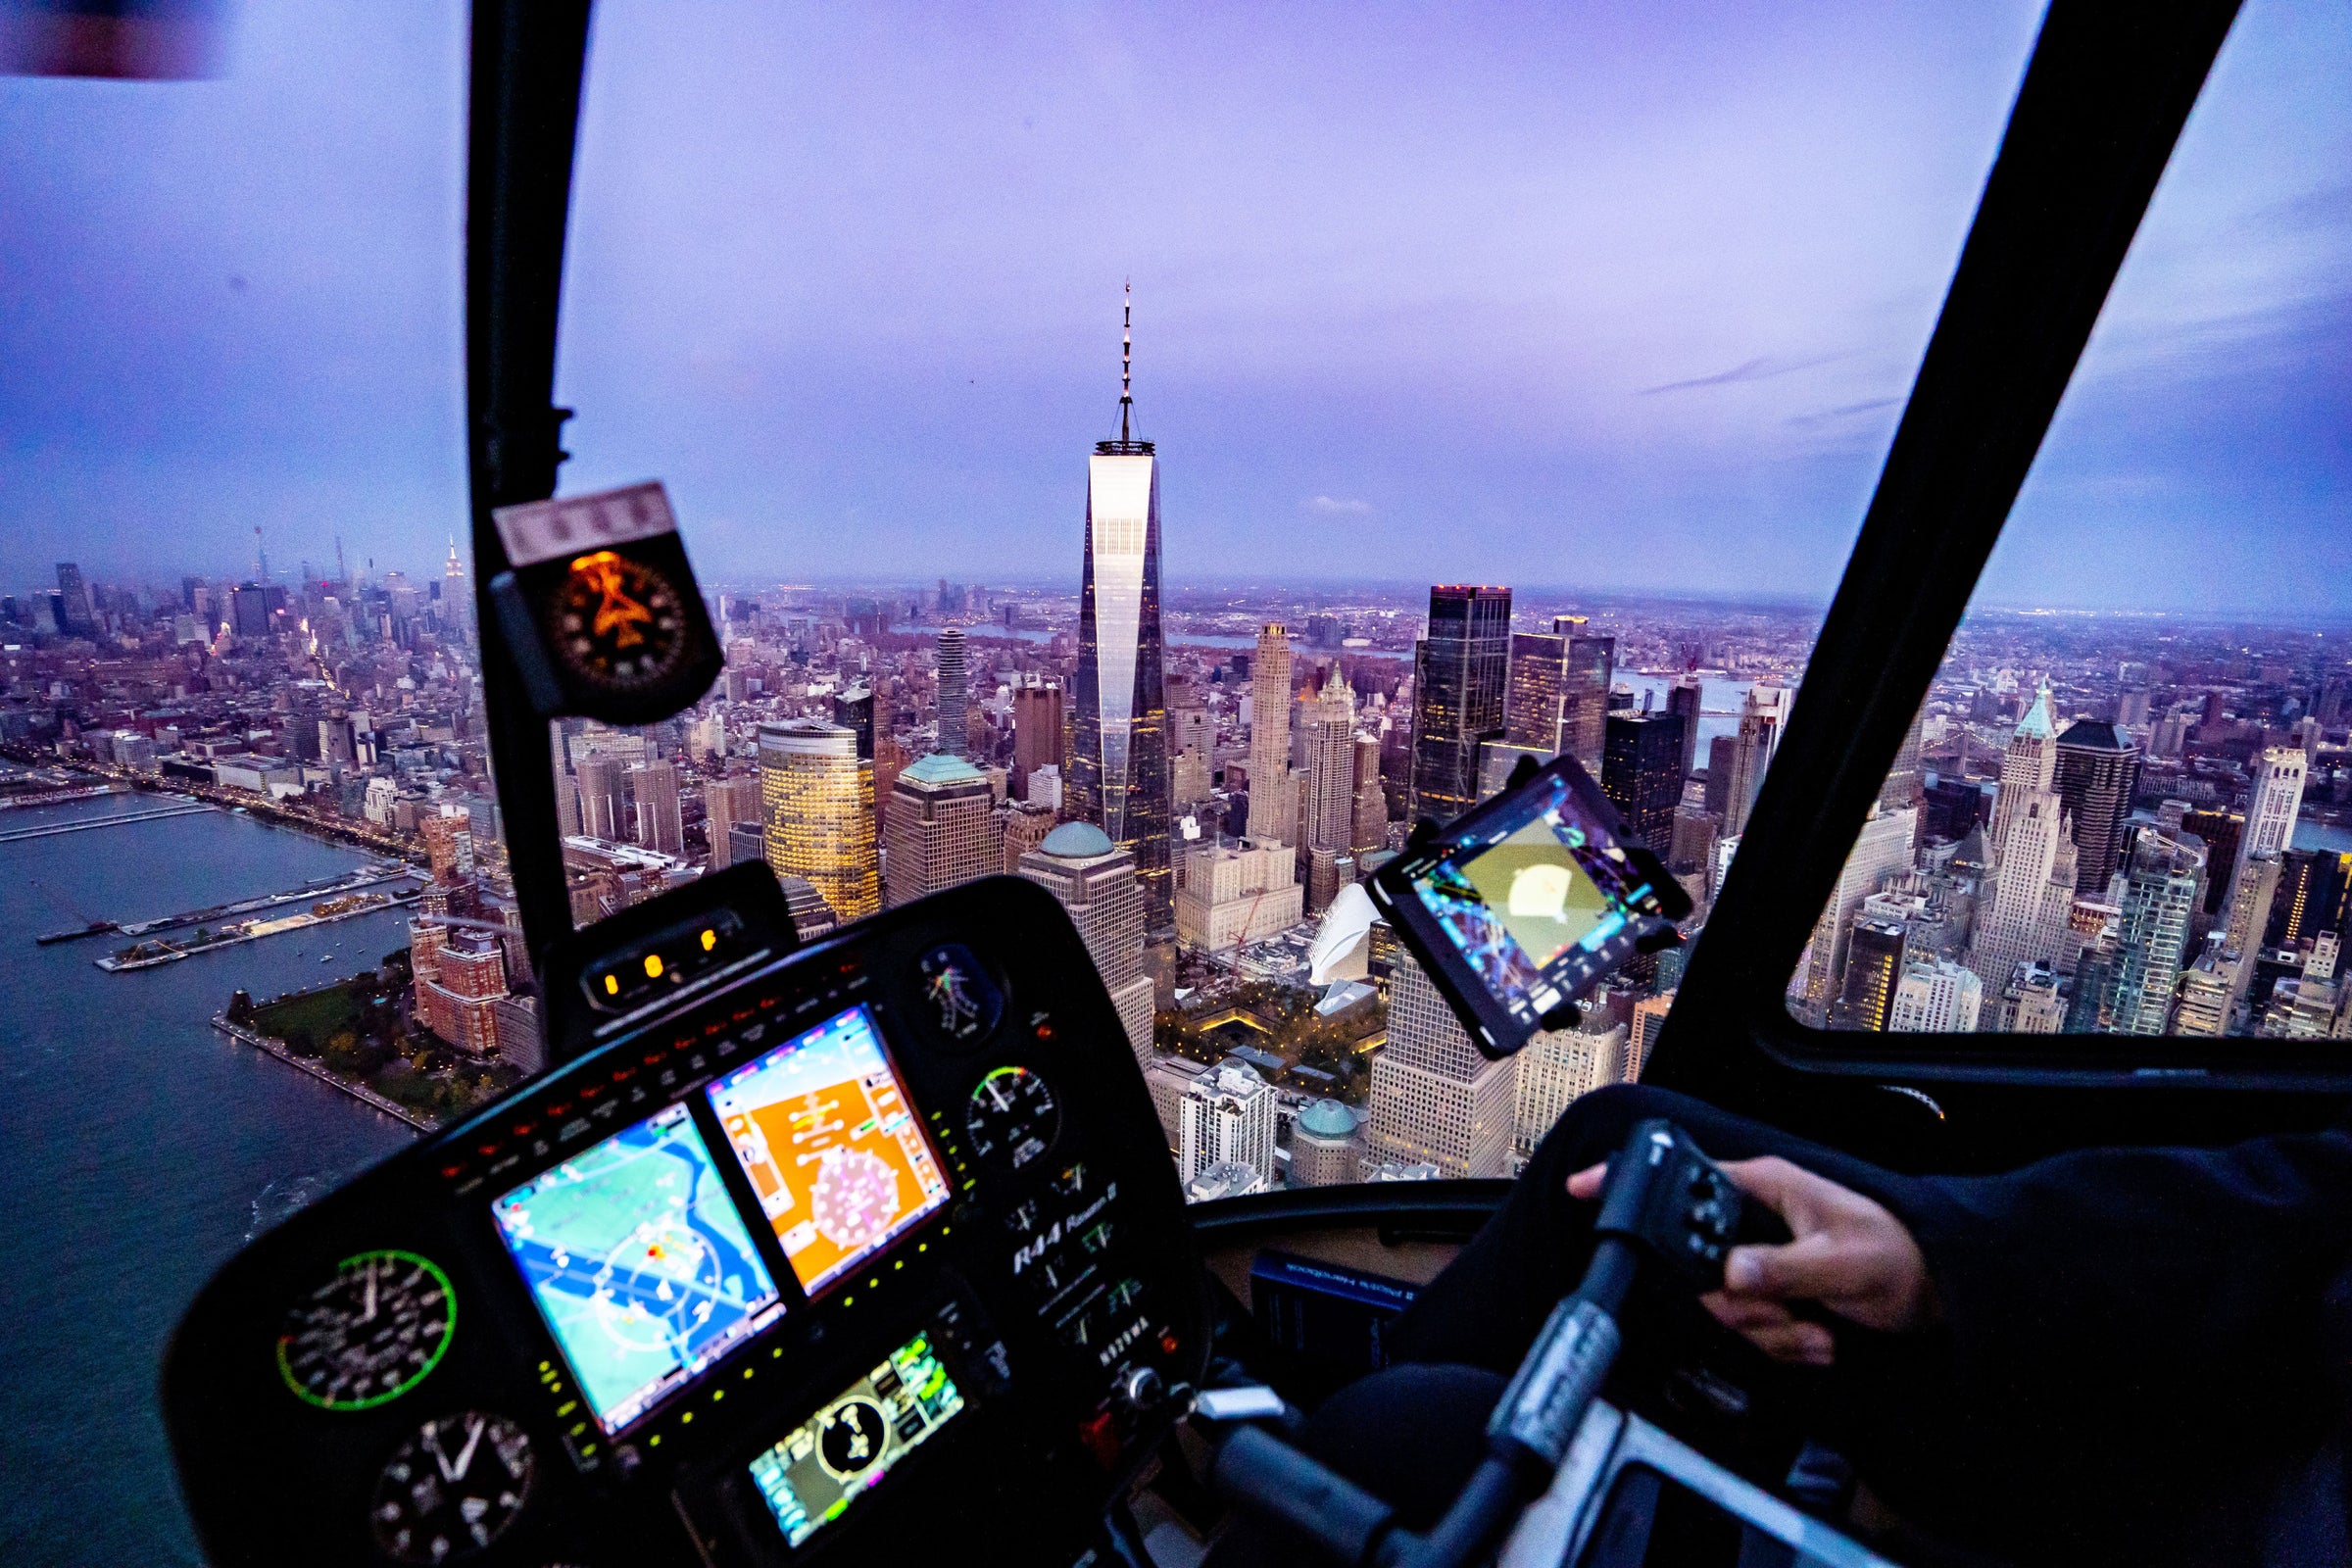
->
xmin=211 ymin=1014 xmax=433 ymax=1132
xmin=0 ymin=803 xmax=214 ymax=844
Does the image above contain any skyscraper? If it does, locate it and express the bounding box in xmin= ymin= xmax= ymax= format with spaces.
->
xmin=1409 ymin=585 xmax=1511 ymax=823
xmin=1987 ymin=687 xmax=2058 ymax=873
xmin=1505 ymin=619 xmax=1576 ymax=754
xmin=1366 ymin=947 xmax=1516 ymax=1178
xmin=1832 ymin=916 xmax=1907 ymax=1031
xmin=2053 ymin=720 xmax=2142 ymax=894
xmin=1018 ymin=821 xmax=1155 ymax=1067
xmin=1350 ymin=733 xmax=1389 ymax=858
xmin=832 ymin=686 xmax=874 ymax=761
xmin=704 ymin=774 xmax=761 ymax=869
xmin=630 ymin=759 xmax=684 ymax=856
xmin=1010 ymin=676 xmax=1064 ymax=802
xmin=575 ymin=755 xmax=625 ymax=842
xmin=2097 ymin=825 xmax=2205 ymax=1037
xmin=1301 ymin=667 xmax=1357 ymax=855
xmin=1888 ymin=958 xmax=1984 ymax=1033
xmin=759 ymin=719 xmax=879 ymax=924
xmin=1796 ymin=806 xmax=1918 ymax=1025
xmin=1177 ymin=1060 xmax=1277 ymax=1191
xmin=2232 ymin=747 xmax=2309 ymax=912
xmin=1600 ymin=711 xmax=1685 ymax=852
xmin=1718 ymin=688 xmax=1778 ymax=838
xmin=1562 ymin=626 xmax=1615 ymax=769
xmin=1665 ymin=678 xmax=1703 ymax=784
xmin=55 ymin=563 xmax=95 ymax=634
xmin=1069 ymin=287 xmax=1172 ymax=931
xmin=934 ymin=628 xmax=968 ymax=760
xmin=1247 ymin=623 xmax=1296 ymax=845
xmin=885 ymin=754 xmax=1001 ymax=908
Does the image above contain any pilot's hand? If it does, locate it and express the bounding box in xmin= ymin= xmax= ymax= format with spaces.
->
xmin=1568 ymin=1157 xmax=1938 ymax=1367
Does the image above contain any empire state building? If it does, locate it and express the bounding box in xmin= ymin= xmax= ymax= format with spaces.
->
xmin=1069 ymin=287 xmax=1173 ymax=933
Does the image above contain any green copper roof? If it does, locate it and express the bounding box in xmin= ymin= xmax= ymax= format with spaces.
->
xmin=1040 ymin=821 xmax=1116 ymax=858
xmin=2015 ymin=684 xmax=2055 ymax=742
xmin=1297 ymin=1099 xmax=1356 ymax=1138
xmin=900 ymin=752 xmax=988 ymax=785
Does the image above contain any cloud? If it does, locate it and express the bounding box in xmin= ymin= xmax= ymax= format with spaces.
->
xmin=1303 ymin=495 xmax=1373 ymax=515
xmin=1786 ymin=396 xmax=1903 ymax=428
xmin=1640 ymin=352 xmax=1845 ymax=395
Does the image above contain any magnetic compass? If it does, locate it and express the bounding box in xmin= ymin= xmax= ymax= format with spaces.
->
xmin=550 ymin=550 xmax=692 ymax=695
xmin=277 ymin=1250 xmax=455 ymax=1411
xmin=915 ymin=942 xmax=1003 ymax=1046
xmin=369 ymin=1410 xmax=534 ymax=1564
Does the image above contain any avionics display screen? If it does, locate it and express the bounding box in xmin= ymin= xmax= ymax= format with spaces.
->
xmin=746 ymin=1330 xmax=966 ymax=1550
xmin=490 ymin=1102 xmax=785 ymax=1435
xmin=1406 ymin=767 xmax=1677 ymax=1027
xmin=706 ymin=1005 xmax=953 ymax=1296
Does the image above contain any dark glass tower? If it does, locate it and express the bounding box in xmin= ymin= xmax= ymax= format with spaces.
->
xmin=1408 ymin=584 xmax=1512 ymax=823
xmin=1833 ymin=916 xmax=1907 ymax=1032
xmin=1070 ymin=287 xmax=1173 ymax=932
xmin=2053 ymin=719 xmax=2142 ymax=894
xmin=1600 ymin=710 xmax=1686 ymax=853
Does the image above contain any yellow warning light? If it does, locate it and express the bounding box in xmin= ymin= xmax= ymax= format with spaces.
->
xmin=603 ymin=974 xmax=619 ymax=996
xmin=644 ymin=954 xmax=665 ymax=979
xmin=701 ymin=928 xmax=717 ymax=952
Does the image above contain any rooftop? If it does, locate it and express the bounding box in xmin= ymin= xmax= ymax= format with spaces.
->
xmin=1039 ymin=820 xmax=1116 ymax=858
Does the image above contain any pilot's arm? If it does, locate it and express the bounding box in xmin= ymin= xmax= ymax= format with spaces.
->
xmin=1653 ymin=1128 xmax=2352 ymax=1561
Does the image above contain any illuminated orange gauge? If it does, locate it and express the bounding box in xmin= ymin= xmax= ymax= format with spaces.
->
xmin=551 ymin=550 xmax=691 ymax=692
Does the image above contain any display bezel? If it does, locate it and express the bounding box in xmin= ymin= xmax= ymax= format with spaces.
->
xmin=487 ymin=1098 xmax=788 ymax=1436
xmin=1370 ymin=754 xmax=1690 ymax=1059
xmin=703 ymin=1002 xmax=956 ymax=1300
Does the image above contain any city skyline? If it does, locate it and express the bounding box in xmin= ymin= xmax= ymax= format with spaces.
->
xmin=1 ymin=1 xmax=2345 ymax=610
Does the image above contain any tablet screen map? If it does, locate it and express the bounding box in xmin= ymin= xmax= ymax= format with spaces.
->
xmin=491 ymin=1102 xmax=784 ymax=1434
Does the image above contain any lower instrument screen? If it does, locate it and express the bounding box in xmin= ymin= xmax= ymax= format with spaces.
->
xmin=490 ymin=1101 xmax=786 ymax=1434
xmin=707 ymin=1005 xmax=953 ymax=1296
xmin=747 ymin=1329 xmax=967 ymax=1549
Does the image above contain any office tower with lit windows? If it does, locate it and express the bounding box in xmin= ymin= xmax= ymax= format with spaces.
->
xmin=2270 ymin=849 xmax=2352 ymax=951
xmin=1627 ymin=993 xmax=1672 ymax=1079
xmin=1666 ymin=679 xmax=1703 ymax=784
xmin=1177 ymin=1060 xmax=1277 ymax=1190
xmin=759 ymin=719 xmax=879 ymax=924
xmin=1010 ymin=676 xmax=1063 ymax=802
xmin=832 ymin=686 xmax=874 ymax=760
xmin=1718 ymin=689 xmax=1779 ymax=838
xmin=2054 ymin=720 xmax=2143 ymax=894
xmin=1247 ymin=623 xmax=1297 ymax=845
xmin=1505 ymin=619 xmax=1582 ymax=755
xmin=575 ymin=755 xmax=625 ymax=842
xmin=1367 ymin=948 xmax=1516 ymax=1178
xmin=1600 ymin=711 xmax=1686 ymax=852
xmin=629 ymin=760 xmax=684 ymax=856
xmin=934 ymin=628 xmax=968 ymax=759
xmin=2232 ymin=747 xmax=2308 ymax=912
xmin=1511 ymin=1016 xmax=1625 ymax=1161
xmin=1350 ymin=734 xmax=1388 ymax=858
xmin=1832 ymin=916 xmax=1906 ymax=1031
xmin=1018 ymin=820 xmax=1155 ymax=1067
xmin=884 ymin=754 xmax=1001 ymax=909
xmin=2173 ymin=955 xmax=2234 ymax=1037
xmin=1409 ymin=585 xmax=1511 ymax=823
xmin=1069 ymin=289 xmax=1172 ymax=931
xmin=1887 ymin=957 xmax=1984 ymax=1033
xmin=2098 ymin=825 xmax=2206 ymax=1036
xmin=1796 ymin=805 xmax=1919 ymax=1026
xmin=1288 ymin=1101 xmax=1367 ymax=1188
xmin=2185 ymin=808 xmax=2245 ymax=913
xmin=1562 ymin=628 xmax=1615 ymax=769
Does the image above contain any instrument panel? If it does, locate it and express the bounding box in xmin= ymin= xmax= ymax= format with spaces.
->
xmin=165 ymin=877 xmax=1209 ymax=1567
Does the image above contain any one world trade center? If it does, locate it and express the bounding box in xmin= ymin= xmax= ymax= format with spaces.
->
xmin=1069 ymin=286 xmax=1173 ymax=933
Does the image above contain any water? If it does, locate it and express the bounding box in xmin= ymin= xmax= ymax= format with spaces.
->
xmin=0 ymin=792 xmax=416 ymax=1564
xmin=2297 ymin=820 xmax=2352 ymax=856
xmin=1615 ymin=672 xmax=1769 ymax=757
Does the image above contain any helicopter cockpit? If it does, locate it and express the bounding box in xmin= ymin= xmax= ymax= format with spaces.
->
xmin=6 ymin=0 xmax=2347 ymax=1565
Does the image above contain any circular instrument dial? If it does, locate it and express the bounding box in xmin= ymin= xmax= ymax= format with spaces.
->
xmin=915 ymin=942 xmax=1003 ymax=1046
xmin=370 ymin=1410 xmax=534 ymax=1564
xmin=816 ymin=1397 xmax=892 ymax=1480
xmin=277 ymin=1250 xmax=455 ymax=1410
xmin=964 ymin=1066 xmax=1059 ymax=1171
xmin=550 ymin=549 xmax=691 ymax=693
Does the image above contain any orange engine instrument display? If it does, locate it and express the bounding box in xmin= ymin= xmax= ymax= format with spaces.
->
xmin=705 ymin=1005 xmax=953 ymax=1295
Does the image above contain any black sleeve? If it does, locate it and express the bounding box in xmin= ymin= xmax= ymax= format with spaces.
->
xmin=1851 ymin=1129 xmax=2352 ymax=1555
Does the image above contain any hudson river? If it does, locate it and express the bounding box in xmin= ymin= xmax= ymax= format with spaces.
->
xmin=0 ymin=792 xmax=418 ymax=1564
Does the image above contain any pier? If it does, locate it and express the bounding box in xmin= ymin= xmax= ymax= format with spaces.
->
xmin=0 ymin=804 xmax=214 ymax=844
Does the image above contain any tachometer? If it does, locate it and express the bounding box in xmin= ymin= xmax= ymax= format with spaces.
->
xmin=277 ymin=1250 xmax=455 ymax=1411
xmin=964 ymin=1066 xmax=1059 ymax=1171
xmin=369 ymin=1410 xmax=533 ymax=1563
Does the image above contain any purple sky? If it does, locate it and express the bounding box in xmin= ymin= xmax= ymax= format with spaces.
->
xmin=1 ymin=1 xmax=2346 ymax=612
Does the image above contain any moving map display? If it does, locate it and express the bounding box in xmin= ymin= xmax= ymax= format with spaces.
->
xmin=490 ymin=1102 xmax=784 ymax=1434
xmin=707 ymin=1005 xmax=952 ymax=1296
xmin=1408 ymin=768 xmax=1675 ymax=1026
xmin=746 ymin=1330 xmax=966 ymax=1549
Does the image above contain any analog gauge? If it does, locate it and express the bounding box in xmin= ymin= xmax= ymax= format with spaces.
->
xmin=370 ymin=1410 xmax=534 ymax=1564
xmin=815 ymin=1397 xmax=892 ymax=1481
xmin=914 ymin=943 xmax=1003 ymax=1046
xmin=964 ymin=1066 xmax=1059 ymax=1171
xmin=277 ymin=1250 xmax=456 ymax=1411
xmin=549 ymin=549 xmax=690 ymax=694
